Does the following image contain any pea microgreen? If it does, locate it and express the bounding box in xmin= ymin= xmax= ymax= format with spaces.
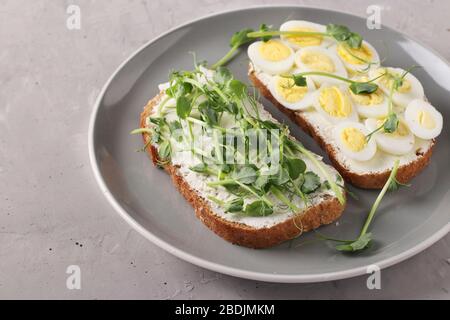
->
xmin=246 ymin=23 xmax=364 ymax=49
xmin=134 ymin=64 xmax=345 ymax=218
xmin=245 ymin=200 xmax=274 ymax=216
xmin=301 ymin=172 xmax=321 ymax=194
xmin=319 ymin=159 xmax=404 ymax=252
xmin=213 ymin=23 xmax=367 ymax=69
xmin=211 ymin=28 xmax=254 ymax=69
xmin=286 ymin=72 xmax=380 ymax=95
xmin=366 ymin=66 xmax=421 ymax=140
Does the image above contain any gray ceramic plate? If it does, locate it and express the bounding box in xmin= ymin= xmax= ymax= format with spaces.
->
xmin=89 ymin=6 xmax=450 ymax=283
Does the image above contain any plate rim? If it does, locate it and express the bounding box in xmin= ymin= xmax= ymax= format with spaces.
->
xmin=88 ymin=4 xmax=450 ymax=283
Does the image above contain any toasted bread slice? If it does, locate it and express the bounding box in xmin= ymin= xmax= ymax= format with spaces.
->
xmin=139 ymin=92 xmax=345 ymax=249
xmin=249 ymin=66 xmax=435 ymax=189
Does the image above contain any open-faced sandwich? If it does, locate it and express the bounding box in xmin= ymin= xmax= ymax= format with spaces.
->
xmin=133 ymin=20 xmax=444 ymax=251
xmin=134 ymin=66 xmax=346 ymax=248
xmin=245 ymin=21 xmax=443 ymax=189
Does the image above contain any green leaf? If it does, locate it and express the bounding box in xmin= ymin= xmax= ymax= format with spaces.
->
xmin=227 ymin=79 xmax=247 ymax=98
xmin=254 ymin=174 xmax=270 ymax=191
xmin=198 ymin=101 xmax=219 ymax=126
xmin=168 ymin=120 xmax=183 ymax=142
xmin=388 ymin=177 xmax=410 ymax=192
xmin=189 ymin=163 xmax=208 ymax=174
xmin=224 ymin=184 xmax=248 ymax=196
xmin=220 ymin=164 xmax=232 ymax=174
xmin=349 ymin=82 xmax=378 ymax=95
xmin=393 ymin=77 xmax=404 ymax=91
xmin=168 ymin=120 xmax=182 ymax=132
xmin=244 ymin=200 xmax=273 ymax=216
xmin=224 ymin=102 xmax=239 ymax=115
xmin=326 ymin=24 xmax=351 ymax=41
xmin=260 ymin=120 xmax=282 ymax=130
xmin=158 ymin=140 xmax=171 ymax=160
xmin=233 ymin=166 xmax=257 ymax=185
xmin=150 ymin=129 xmax=160 ymax=144
xmin=347 ymin=32 xmax=363 ymax=49
xmin=259 ymin=24 xmax=272 ymax=42
xmin=149 ymin=117 xmax=166 ymax=126
xmin=214 ymin=66 xmax=233 ymax=84
xmin=272 ymin=167 xmax=290 ymax=186
xmin=167 ymin=81 xmax=192 ymax=98
xmin=230 ymin=28 xmax=254 ymax=47
xmin=225 ymin=198 xmax=244 ymax=213
xmin=176 ymin=96 xmax=192 ymax=119
xmin=301 ymin=172 xmax=321 ymax=194
xmin=285 ymin=158 xmax=306 ymax=180
xmin=383 ymin=113 xmax=399 ymax=133
xmin=336 ymin=233 xmax=372 ymax=252
xmin=326 ymin=24 xmax=363 ymax=49
xmin=292 ymin=75 xmax=307 ymax=87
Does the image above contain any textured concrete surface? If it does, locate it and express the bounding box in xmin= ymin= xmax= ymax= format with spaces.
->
xmin=0 ymin=0 xmax=449 ymax=299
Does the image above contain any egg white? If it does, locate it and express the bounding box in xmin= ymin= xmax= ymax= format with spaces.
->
xmin=279 ymin=20 xmax=334 ymax=49
xmin=248 ymin=40 xmax=295 ymax=75
xmin=294 ymin=47 xmax=348 ymax=86
xmin=268 ymin=72 xmax=316 ymax=111
xmin=365 ymin=118 xmax=415 ymax=156
xmin=405 ymin=99 xmax=443 ymax=140
xmin=369 ymin=67 xmax=425 ymax=109
xmin=332 ymin=40 xmax=380 ymax=73
xmin=349 ymin=76 xmax=389 ymax=119
xmin=313 ymin=83 xmax=359 ymax=124
xmin=332 ymin=121 xmax=377 ymax=161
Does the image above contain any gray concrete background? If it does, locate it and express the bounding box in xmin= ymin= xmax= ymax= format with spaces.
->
xmin=0 ymin=0 xmax=449 ymax=299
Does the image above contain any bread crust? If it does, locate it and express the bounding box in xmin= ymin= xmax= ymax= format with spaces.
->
xmin=249 ymin=69 xmax=435 ymax=189
xmin=139 ymin=92 xmax=345 ymax=249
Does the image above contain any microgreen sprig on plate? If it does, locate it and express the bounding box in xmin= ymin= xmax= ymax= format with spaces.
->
xmin=211 ymin=28 xmax=255 ymax=69
xmin=246 ymin=23 xmax=364 ymax=49
xmin=318 ymin=159 xmax=405 ymax=252
xmin=282 ymin=71 xmax=385 ymax=95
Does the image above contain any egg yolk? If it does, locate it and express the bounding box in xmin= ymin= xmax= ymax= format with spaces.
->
xmin=259 ymin=40 xmax=291 ymax=61
xmin=350 ymin=77 xmax=385 ymax=106
xmin=275 ymin=77 xmax=309 ymax=103
xmin=378 ymin=69 xmax=412 ymax=93
xmin=300 ymin=51 xmax=335 ymax=73
xmin=285 ymin=27 xmax=323 ymax=47
xmin=341 ymin=128 xmax=366 ymax=152
xmin=377 ymin=119 xmax=410 ymax=137
xmin=418 ymin=110 xmax=436 ymax=129
xmin=319 ymin=86 xmax=352 ymax=118
xmin=337 ymin=43 xmax=373 ymax=65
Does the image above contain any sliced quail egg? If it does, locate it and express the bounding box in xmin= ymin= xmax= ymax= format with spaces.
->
xmin=294 ymin=46 xmax=347 ymax=86
xmin=313 ymin=83 xmax=358 ymax=123
xmin=404 ymin=99 xmax=443 ymax=140
xmin=369 ymin=67 xmax=425 ymax=108
xmin=279 ymin=20 xmax=334 ymax=49
xmin=365 ymin=118 xmax=415 ymax=155
xmin=349 ymin=76 xmax=389 ymax=119
xmin=248 ymin=40 xmax=295 ymax=75
xmin=268 ymin=73 xmax=316 ymax=111
xmin=333 ymin=41 xmax=380 ymax=73
xmin=333 ymin=122 xmax=377 ymax=161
